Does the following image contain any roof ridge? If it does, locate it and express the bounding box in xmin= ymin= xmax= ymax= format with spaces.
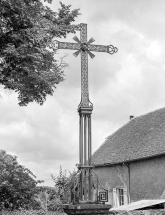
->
xmin=106 ymin=106 xmax=165 ymax=140
xmin=133 ymin=106 xmax=165 ymax=120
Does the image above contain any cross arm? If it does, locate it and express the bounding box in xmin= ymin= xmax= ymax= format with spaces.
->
xmin=88 ymin=44 xmax=118 ymax=54
xmin=52 ymin=40 xmax=80 ymax=51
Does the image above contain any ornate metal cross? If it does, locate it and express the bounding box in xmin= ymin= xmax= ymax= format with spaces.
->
xmin=53 ymin=23 xmax=117 ymax=202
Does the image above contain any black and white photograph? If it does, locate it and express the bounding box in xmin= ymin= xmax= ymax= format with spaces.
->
xmin=1 ymin=0 xmax=165 ymax=214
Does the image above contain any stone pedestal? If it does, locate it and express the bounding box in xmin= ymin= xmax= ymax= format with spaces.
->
xmin=63 ymin=203 xmax=111 ymax=215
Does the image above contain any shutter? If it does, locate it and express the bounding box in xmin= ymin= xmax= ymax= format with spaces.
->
xmin=123 ymin=187 xmax=128 ymax=205
xmin=113 ymin=188 xmax=117 ymax=207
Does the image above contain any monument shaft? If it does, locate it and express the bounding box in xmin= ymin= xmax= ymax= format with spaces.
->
xmin=53 ymin=23 xmax=117 ymax=202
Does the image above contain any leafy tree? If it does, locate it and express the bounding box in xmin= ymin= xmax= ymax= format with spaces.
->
xmin=0 ymin=0 xmax=80 ymax=106
xmin=0 ymin=150 xmax=42 ymax=210
xmin=51 ymin=166 xmax=77 ymax=205
xmin=34 ymin=186 xmax=57 ymax=212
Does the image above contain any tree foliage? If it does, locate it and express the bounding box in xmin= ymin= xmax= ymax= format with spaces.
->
xmin=0 ymin=150 xmax=42 ymax=210
xmin=33 ymin=167 xmax=76 ymax=212
xmin=51 ymin=166 xmax=77 ymax=205
xmin=0 ymin=0 xmax=80 ymax=105
xmin=34 ymin=186 xmax=58 ymax=212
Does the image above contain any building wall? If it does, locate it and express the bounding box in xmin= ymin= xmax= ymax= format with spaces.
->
xmin=94 ymin=155 xmax=165 ymax=206
xmin=130 ymin=155 xmax=165 ymax=202
xmin=93 ymin=164 xmax=129 ymax=206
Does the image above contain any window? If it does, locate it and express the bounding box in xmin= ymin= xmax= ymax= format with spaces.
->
xmin=113 ymin=187 xmax=128 ymax=207
xmin=117 ymin=188 xmax=124 ymax=206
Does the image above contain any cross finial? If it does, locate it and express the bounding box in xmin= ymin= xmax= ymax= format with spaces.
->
xmin=52 ymin=23 xmax=117 ymax=109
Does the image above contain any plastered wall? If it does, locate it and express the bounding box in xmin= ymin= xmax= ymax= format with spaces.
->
xmin=94 ymin=155 xmax=165 ymax=205
xmin=94 ymin=164 xmax=129 ymax=205
xmin=130 ymin=156 xmax=165 ymax=201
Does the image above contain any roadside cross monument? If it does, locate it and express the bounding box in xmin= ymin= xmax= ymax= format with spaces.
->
xmin=53 ymin=23 xmax=117 ymax=203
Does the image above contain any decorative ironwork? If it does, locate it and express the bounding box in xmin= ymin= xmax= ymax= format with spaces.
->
xmin=52 ymin=23 xmax=117 ymax=109
xmin=81 ymin=43 xmax=89 ymax=52
xmin=80 ymin=23 xmax=87 ymax=43
xmin=81 ymin=51 xmax=89 ymax=107
xmin=71 ymin=167 xmax=109 ymax=203
xmin=99 ymin=191 xmax=108 ymax=202
xmin=52 ymin=40 xmax=80 ymax=50
xmin=53 ymin=23 xmax=118 ymax=203
xmin=88 ymin=44 xmax=108 ymax=52
xmin=108 ymin=45 xmax=118 ymax=54
xmin=73 ymin=35 xmax=81 ymax=44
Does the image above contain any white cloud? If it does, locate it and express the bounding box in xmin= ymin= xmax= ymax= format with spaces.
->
xmin=145 ymin=40 xmax=162 ymax=60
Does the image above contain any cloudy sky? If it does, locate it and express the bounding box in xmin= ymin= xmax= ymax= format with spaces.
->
xmin=1 ymin=0 xmax=165 ymax=186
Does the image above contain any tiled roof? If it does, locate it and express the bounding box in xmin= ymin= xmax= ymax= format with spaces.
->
xmin=92 ymin=107 xmax=165 ymax=166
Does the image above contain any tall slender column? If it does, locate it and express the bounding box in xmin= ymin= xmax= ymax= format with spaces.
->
xmin=88 ymin=115 xmax=92 ymax=165
xmin=88 ymin=115 xmax=92 ymax=200
xmin=83 ymin=114 xmax=87 ymax=200
xmin=80 ymin=114 xmax=83 ymax=164
xmin=84 ymin=115 xmax=87 ymax=165
xmin=80 ymin=113 xmax=83 ymax=200
xmin=79 ymin=114 xmax=82 ymax=164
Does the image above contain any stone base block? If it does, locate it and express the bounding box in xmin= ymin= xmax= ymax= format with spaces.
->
xmin=63 ymin=203 xmax=111 ymax=215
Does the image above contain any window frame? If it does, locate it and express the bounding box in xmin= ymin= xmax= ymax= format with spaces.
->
xmin=113 ymin=187 xmax=128 ymax=207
